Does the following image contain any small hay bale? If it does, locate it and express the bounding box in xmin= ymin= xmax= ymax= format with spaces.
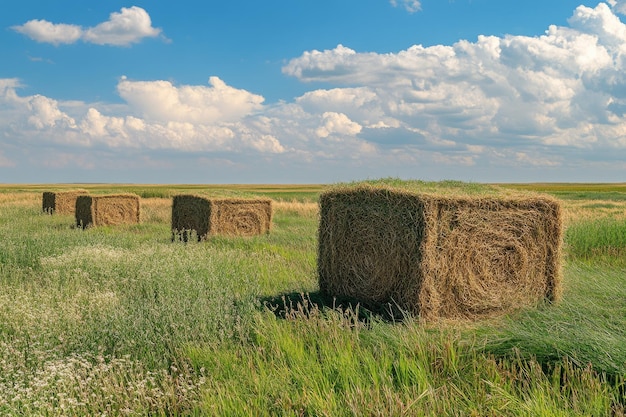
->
xmin=317 ymin=185 xmax=563 ymax=322
xmin=75 ymin=194 xmax=140 ymax=228
xmin=42 ymin=190 xmax=89 ymax=215
xmin=171 ymin=195 xmax=273 ymax=241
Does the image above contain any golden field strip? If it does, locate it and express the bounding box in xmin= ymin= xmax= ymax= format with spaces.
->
xmin=0 ymin=183 xmax=325 ymax=196
xmin=2 ymin=182 xmax=626 ymax=225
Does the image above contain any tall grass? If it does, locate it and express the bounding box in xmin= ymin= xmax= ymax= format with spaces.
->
xmin=189 ymin=303 xmax=623 ymax=416
xmin=477 ymin=263 xmax=626 ymax=375
xmin=565 ymin=218 xmax=626 ymax=261
xmin=0 ymin=185 xmax=624 ymax=415
xmin=0 ymin=204 xmax=248 ymax=414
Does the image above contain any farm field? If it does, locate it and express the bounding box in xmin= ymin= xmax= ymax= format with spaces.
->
xmin=0 ymin=180 xmax=625 ymax=416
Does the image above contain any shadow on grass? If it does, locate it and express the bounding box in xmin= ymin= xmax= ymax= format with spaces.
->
xmin=259 ymin=291 xmax=407 ymax=324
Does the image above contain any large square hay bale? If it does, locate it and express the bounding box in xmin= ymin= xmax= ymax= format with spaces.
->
xmin=42 ymin=190 xmax=89 ymax=214
xmin=171 ymin=195 xmax=273 ymax=240
xmin=318 ymin=185 xmax=563 ymax=321
xmin=75 ymin=194 xmax=140 ymax=228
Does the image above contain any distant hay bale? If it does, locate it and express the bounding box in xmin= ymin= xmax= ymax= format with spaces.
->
xmin=42 ymin=190 xmax=88 ymax=215
xmin=317 ymin=185 xmax=563 ymax=322
xmin=75 ymin=194 xmax=140 ymax=228
xmin=171 ymin=195 xmax=273 ymax=241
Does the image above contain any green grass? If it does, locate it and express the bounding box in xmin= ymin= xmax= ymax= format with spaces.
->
xmin=0 ymin=182 xmax=624 ymax=416
xmin=478 ymin=263 xmax=626 ymax=374
xmin=189 ymin=308 xmax=623 ymax=416
xmin=565 ymin=218 xmax=626 ymax=261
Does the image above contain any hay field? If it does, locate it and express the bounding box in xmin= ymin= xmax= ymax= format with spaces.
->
xmin=0 ymin=181 xmax=624 ymax=416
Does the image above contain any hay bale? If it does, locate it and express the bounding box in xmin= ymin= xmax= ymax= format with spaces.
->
xmin=171 ymin=195 xmax=273 ymax=241
xmin=75 ymin=194 xmax=140 ymax=228
xmin=317 ymin=185 xmax=563 ymax=321
xmin=42 ymin=190 xmax=89 ymax=214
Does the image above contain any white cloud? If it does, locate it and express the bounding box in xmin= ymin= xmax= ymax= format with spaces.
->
xmin=315 ymin=112 xmax=362 ymax=138
xmin=11 ymin=6 xmax=162 ymax=46
xmin=297 ymin=88 xmax=378 ymax=111
xmin=0 ymin=77 xmax=284 ymax=155
xmin=11 ymin=20 xmax=82 ymax=45
xmin=83 ymin=6 xmax=162 ymax=46
xmin=117 ymin=76 xmax=264 ymax=123
xmin=77 ymin=105 xmax=284 ymax=153
xmin=569 ymin=2 xmax=626 ymax=48
xmin=390 ymin=0 xmax=422 ymax=13
xmin=26 ymin=95 xmax=76 ymax=129
xmin=281 ymin=44 xmax=359 ymax=82
xmin=282 ymin=3 xmax=626 ymax=157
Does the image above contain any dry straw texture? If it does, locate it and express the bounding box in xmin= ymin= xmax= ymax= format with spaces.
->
xmin=75 ymin=194 xmax=140 ymax=228
xmin=318 ymin=184 xmax=563 ymax=322
xmin=171 ymin=195 xmax=273 ymax=241
xmin=42 ymin=190 xmax=88 ymax=215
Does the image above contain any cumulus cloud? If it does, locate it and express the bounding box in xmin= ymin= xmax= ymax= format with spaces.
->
xmin=282 ymin=2 xmax=626 ymax=158
xmin=26 ymin=95 xmax=77 ymax=129
xmin=11 ymin=20 xmax=82 ymax=46
xmin=117 ymin=76 xmax=265 ymax=123
xmin=0 ymin=76 xmax=285 ymax=155
xmin=11 ymin=6 xmax=162 ymax=46
xmin=82 ymin=6 xmax=162 ymax=46
xmin=315 ymin=112 xmax=362 ymax=138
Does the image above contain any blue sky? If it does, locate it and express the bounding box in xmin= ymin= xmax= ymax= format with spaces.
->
xmin=2 ymin=0 xmax=626 ymax=184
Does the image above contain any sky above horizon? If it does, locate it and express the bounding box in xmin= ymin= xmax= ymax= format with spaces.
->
xmin=2 ymin=0 xmax=626 ymax=184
